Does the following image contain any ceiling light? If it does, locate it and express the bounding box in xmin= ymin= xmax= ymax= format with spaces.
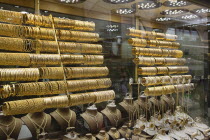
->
xmin=161 ymin=9 xmax=188 ymax=15
xmin=133 ymin=1 xmax=162 ymax=10
xmin=156 ymin=17 xmax=172 ymax=22
xmin=112 ymin=8 xmax=136 ymax=15
xmin=181 ymin=14 xmax=198 ymax=20
xmin=59 ymin=0 xmax=86 ymax=4
xmin=195 ymin=8 xmax=210 ymax=14
xmin=163 ymin=0 xmax=191 ymax=7
xmin=103 ymin=0 xmax=135 ymax=4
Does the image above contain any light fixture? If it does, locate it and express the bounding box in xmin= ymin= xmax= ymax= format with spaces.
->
xmin=106 ymin=24 xmax=119 ymax=32
xmin=112 ymin=8 xmax=136 ymax=15
xmin=163 ymin=0 xmax=191 ymax=7
xmin=156 ymin=17 xmax=172 ymax=22
xmin=195 ymin=8 xmax=210 ymax=14
xmin=59 ymin=0 xmax=86 ymax=4
xmin=103 ymin=0 xmax=135 ymax=4
xmin=133 ymin=1 xmax=162 ymax=10
xmin=180 ymin=14 xmax=199 ymax=20
xmin=161 ymin=9 xmax=189 ymax=15
xmin=21 ymin=11 xmax=28 ymax=14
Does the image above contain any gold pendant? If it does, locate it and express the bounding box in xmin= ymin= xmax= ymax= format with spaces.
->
xmin=36 ymin=129 xmax=40 ymax=134
xmin=114 ymin=132 xmax=119 ymax=138
xmin=103 ymin=137 xmax=108 ymax=140
xmin=6 ymin=136 xmax=15 ymax=140
xmin=125 ymin=133 xmax=129 ymax=138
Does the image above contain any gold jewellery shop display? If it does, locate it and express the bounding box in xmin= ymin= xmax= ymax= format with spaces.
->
xmin=2 ymin=90 xmax=115 ymax=115
xmin=0 ymin=37 xmax=102 ymax=54
xmin=0 ymin=9 xmax=115 ymax=118
xmin=0 ymin=10 xmax=95 ymax=31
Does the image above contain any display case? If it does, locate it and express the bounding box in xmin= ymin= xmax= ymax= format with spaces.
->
xmin=0 ymin=0 xmax=209 ymax=139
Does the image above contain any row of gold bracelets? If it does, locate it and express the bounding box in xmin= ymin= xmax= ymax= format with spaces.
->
xmin=133 ymin=57 xmax=186 ymax=66
xmin=66 ymin=78 xmax=111 ymax=92
xmin=145 ymin=85 xmax=176 ymax=96
xmin=132 ymin=47 xmax=183 ymax=58
xmin=39 ymin=67 xmax=109 ymax=79
xmin=0 ymin=23 xmax=97 ymax=41
xmin=0 ymin=78 xmax=111 ymax=98
xmin=141 ymin=75 xmax=192 ymax=86
xmin=174 ymin=83 xmax=194 ymax=93
xmin=24 ymin=13 xmax=95 ymax=31
xmin=59 ymin=30 xmax=99 ymax=42
xmin=0 ymin=37 xmax=34 ymax=52
xmin=70 ymin=90 xmax=115 ymax=106
xmin=0 ymin=68 xmax=40 ymax=81
xmin=2 ymin=90 xmax=115 ymax=115
xmin=149 ymin=40 xmax=180 ymax=49
xmin=138 ymin=66 xmax=189 ymax=75
xmin=0 ymin=53 xmax=104 ymax=66
xmin=36 ymin=40 xmax=102 ymax=54
xmin=127 ymin=29 xmax=177 ymax=41
xmin=128 ymin=38 xmax=147 ymax=47
xmin=0 ymin=10 xmax=23 ymax=24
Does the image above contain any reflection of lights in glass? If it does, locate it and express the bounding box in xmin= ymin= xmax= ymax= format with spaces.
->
xmin=106 ymin=24 xmax=119 ymax=32
xmin=113 ymin=8 xmax=135 ymax=14
xmin=21 ymin=11 xmax=28 ymax=14
xmin=196 ymin=8 xmax=210 ymax=14
xmin=103 ymin=0 xmax=135 ymax=4
xmin=14 ymin=6 xmax=20 ymax=8
xmin=127 ymin=27 xmax=135 ymax=29
xmin=163 ymin=0 xmax=191 ymax=7
xmin=169 ymin=0 xmax=178 ymax=2
xmin=60 ymin=0 xmax=86 ymax=4
xmin=161 ymin=9 xmax=188 ymax=15
xmin=134 ymin=2 xmax=162 ymax=10
xmin=181 ymin=14 xmax=198 ymax=20
xmin=156 ymin=17 xmax=172 ymax=22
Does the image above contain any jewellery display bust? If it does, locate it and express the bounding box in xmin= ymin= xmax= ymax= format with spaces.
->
xmin=101 ymin=101 xmax=122 ymax=128
xmin=80 ymin=133 xmax=96 ymax=140
xmin=118 ymin=125 xmax=131 ymax=139
xmin=95 ymin=130 xmax=109 ymax=140
xmin=119 ymin=97 xmax=136 ymax=117
xmin=63 ymin=127 xmax=79 ymax=140
xmin=21 ymin=112 xmax=51 ymax=139
xmin=107 ymin=127 xmax=120 ymax=140
xmin=80 ymin=105 xmax=104 ymax=134
xmin=50 ymin=107 xmax=76 ymax=131
xmin=0 ymin=115 xmax=22 ymax=140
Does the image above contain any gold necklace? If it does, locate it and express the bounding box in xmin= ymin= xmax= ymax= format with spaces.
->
xmin=107 ymin=108 xmax=119 ymax=127
xmin=85 ymin=112 xmax=99 ymax=129
xmin=99 ymin=133 xmax=108 ymax=140
xmin=27 ymin=114 xmax=47 ymax=135
xmin=0 ymin=118 xmax=16 ymax=139
xmin=0 ymin=117 xmax=15 ymax=132
xmin=55 ymin=110 xmax=73 ymax=127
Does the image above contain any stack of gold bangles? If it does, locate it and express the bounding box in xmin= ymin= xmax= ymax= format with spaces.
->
xmin=133 ymin=57 xmax=186 ymax=66
xmin=0 ymin=78 xmax=112 ymax=98
xmin=127 ymin=29 xmax=178 ymax=41
xmin=132 ymin=47 xmax=183 ymax=58
xmin=0 ymin=23 xmax=99 ymax=42
xmin=130 ymin=38 xmax=180 ymax=49
xmin=0 ymin=67 xmax=109 ymax=81
xmin=0 ymin=10 xmax=95 ymax=31
xmin=0 ymin=53 xmax=104 ymax=66
xmin=141 ymin=75 xmax=192 ymax=86
xmin=2 ymin=90 xmax=115 ymax=115
xmin=138 ymin=66 xmax=189 ymax=75
xmin=144 ymin=83 xmax=194 ymax=96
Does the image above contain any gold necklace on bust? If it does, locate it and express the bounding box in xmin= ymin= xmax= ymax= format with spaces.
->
xmin=55 ymin=110 xmax=73 ymax=128
xmin=0 ymin=118 xmax=16 ymax=140
xmin=107 ymin=108 xmax=119 ymax=127
xmin=27 ymin=114 xmax=47 ymax=135
xmin=85 ymin=112 xmax=99 ymax=129
xmin=0 ymin=117 xmax=15 ymax=132
xmin=98 ymin=133 xmax=108 ymax=140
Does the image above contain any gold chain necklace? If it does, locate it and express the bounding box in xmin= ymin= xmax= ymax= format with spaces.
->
xmin=0 ymin=117 xmax=15 ymax=132
xmin=107 ymin=108 xmax=119 ymax=127
xmin=85 ymin=112 xmax=99 ymax=130
xmin=27 ymin=114 xmax=47 ymax=135
xmin=55 ymin=110 xmax=73 ymax=127
xmin=0 ymin=118 xmax=16 ymax=139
